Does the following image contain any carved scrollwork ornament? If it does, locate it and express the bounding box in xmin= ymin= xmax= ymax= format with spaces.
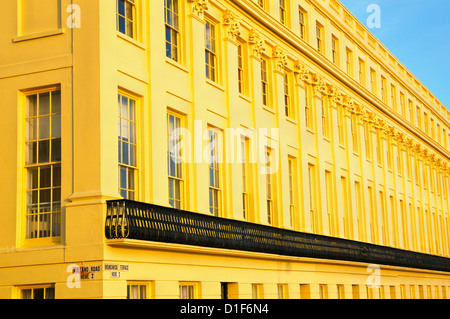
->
xmin=294 ymin=60 xmax=313 ymax=83
xmin=315 ymin=77 xmax=329 ymax=96
xmin=249 ymin=29 xmax=265 ymax=58
xmin=331 ymin=91 xmax=344 ymax=105
xmin=188 ymin=0 xmax=209 ymax=17
xmin=272 ymin=46 xmax=288 ymax=71
xmin=223 ymin=10 xmax=241 ymax=40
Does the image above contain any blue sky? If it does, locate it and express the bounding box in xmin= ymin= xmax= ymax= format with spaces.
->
xmin=339 ymin=0 xmax=450 ymax=108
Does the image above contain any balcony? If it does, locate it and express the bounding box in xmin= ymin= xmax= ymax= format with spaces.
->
xmin=106 ymin=199 xmax=450 ymax=273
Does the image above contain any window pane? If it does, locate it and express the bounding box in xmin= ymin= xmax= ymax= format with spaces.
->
xmin=39 ymin=213 xmax=51 ymax=238
xmin=39 ymin=190 xmax=51 ymax=210
xmin=126 ymin=20 xmax=134 ymax=38
xmin=27 ymin=167 xmax=39 ymax=190
xmin=51 ymin=114 xmax=61 ymax=138
xmin=38 ymin=140 xmax=50 ymax=163
xmin=52 ymin=91 xmax=61 ymax=114
xmin=39 ymin=166 xmax=52 ymax=188
xmin=120 ymin=166 xmax=128 ymax=189
xmin=140 ymin=285 xmax=146 ymax=299
xmin=52 ymin=189 xmax=61 ymax=209
xmin=39 ymin=93 xmax=50 ymax=116
xmin=45 ymin=287 xmax=55 ymax=299
xmin=38 ymin=116 xmax=50 ymax=139
xmin=122 ymin=142 xmax=129 ymax=165
xmin=21 ymin=289 xmax=32 ymax=299
xmin=130 ymin=144 xmax=136 ymax=167
xmin=118 ymin=16 xmax=126 ymax=33
xmin=51 ymin=138 xmax=61 ymax=162
xmin=33 ymin=288 xmax=44 ymax=299
xmin=125 ymin=2 xmax=133 ymax=20
xmin=53 ymin=164 xmax=61 ymax=187
xmin=118 ymin=0 xmax=125 ymax=16
xmin=24 ymin=142 xmax=36 ymax=165
xmin=27 ymin=190 xmax=39 ymax=209
xmin=26 ymin=118 xmax=37 ymax=141
xmin=27 ymin=95 xmax=38 ymax=117
xmin=128 ymin=168 xmax=135 ymax=190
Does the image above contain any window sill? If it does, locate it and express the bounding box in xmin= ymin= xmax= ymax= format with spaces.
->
xmin=238 ymin=93 xmax=252 ymax=103
xmin=21 ymin=237 xmax=62 ymax=248
xmin=306 ymin=128 xmax=315 ymax=135
xmin=116 ymin=31 xmax=146 ymax=50
xmin=13 ymin=28 xmax=65 ymax=43
xmin=206 ymin=78 xmax=225 ymax=92
xmin=286 ymin=117 xmax=297 ymax=125
xmin=262 ymin=105 xmax=275 ymax=114
xmin=165 ymin=57 xmax=189 ymax=73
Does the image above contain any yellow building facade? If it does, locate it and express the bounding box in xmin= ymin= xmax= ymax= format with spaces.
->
xmin=1 ymin=0 xmax=450 ymax=299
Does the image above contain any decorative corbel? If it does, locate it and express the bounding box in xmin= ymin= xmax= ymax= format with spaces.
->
xmin=223 ymin=10 xmax=241 ymax=40
xmin=188 ymin=0 xmax=209 ymax=18
xmin=249 ymin=29 xmax=265 ymax=58
xmin=272 ymin=46 xmax=288 ymax=72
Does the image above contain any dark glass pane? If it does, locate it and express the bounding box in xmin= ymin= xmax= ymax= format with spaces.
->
xmin=127 ymin=168 xmax=135 ymax=190
xmin=21 ymin=289 xmax=32 ymax=299
xmin=130 ymin=144 xmax=136 ymax=167
xmin=39 ymin=190 xmax=51 ymax=210
xmin=53 ymin=164 xmax=61 ymax=187
xmin=52 ymin=212 xmax=61 ymax=236
xmin=118 ymin=16 xmax=126 ymax=33
xmin=33 ymin=288 xmax=44 ymax=299
xmin=125 ymin=1 xmax=133 ymax=19
xmin=27 ymin=167 xmax=39 ymax=190
xmin=51 ymin=114 xmax=61 ymax=138
xmin=51 ymin=91 xmax=61 ymax=114
xmin=120 ymin=166 xmax=128 ymax=189
xmin=118 ymin=140 xmax=122 ymax=162
xmin=52 ymin=188 xmax=61 ymax=208
xmin=118 ymin=0 xmax=125 ymax=15
xmin=126 ymin=19 xmax=133 ymax=38
xmin=51 ymin=138 xmax=61 ymax=162
xmin=45 ymin=287 xmax=55 ymax=299
xmin=122 ymin=142 xmax=129 ymax=165
xmin=39 ymin=166 xmax=52 ymax=188
xmin=26 ymin=142 xmax=37 ymax=165
xmin=166 ymin=41 xmax=172 ymax=59
xmin=26 ymin=191 xmax=39 ymax=212
xmin=38 ymin=140 xmax=50 ymax=163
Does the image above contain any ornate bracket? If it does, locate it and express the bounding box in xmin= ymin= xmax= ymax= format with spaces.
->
xmin=188 ymin=0 xmax=209 ymax=18
xmin=223 ymin=10 xmax=241 ymax=40
xmin=272 ymin=46 xmax=288 ymax=72
xmin=249 ymin=29 xmax=265 ymax=58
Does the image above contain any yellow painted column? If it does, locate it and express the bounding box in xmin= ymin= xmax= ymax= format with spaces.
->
xmin=248 ymin=35 xmax=266 ymax=225
xmin=223 ymin=19 xmax=243 ymax=221
xmin=273 ymin=57 xmax=289 ymax=229
xmin=188 ymin=5 xmax=209 ymax=215
xmin=148 ymin=0 xmax=169 ymax=207
xmin=65 ymin=0 xmax=114 ymax=263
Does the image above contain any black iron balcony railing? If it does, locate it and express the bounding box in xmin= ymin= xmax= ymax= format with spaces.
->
xmin=106 ymin=199 xmax=450 ymax=273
